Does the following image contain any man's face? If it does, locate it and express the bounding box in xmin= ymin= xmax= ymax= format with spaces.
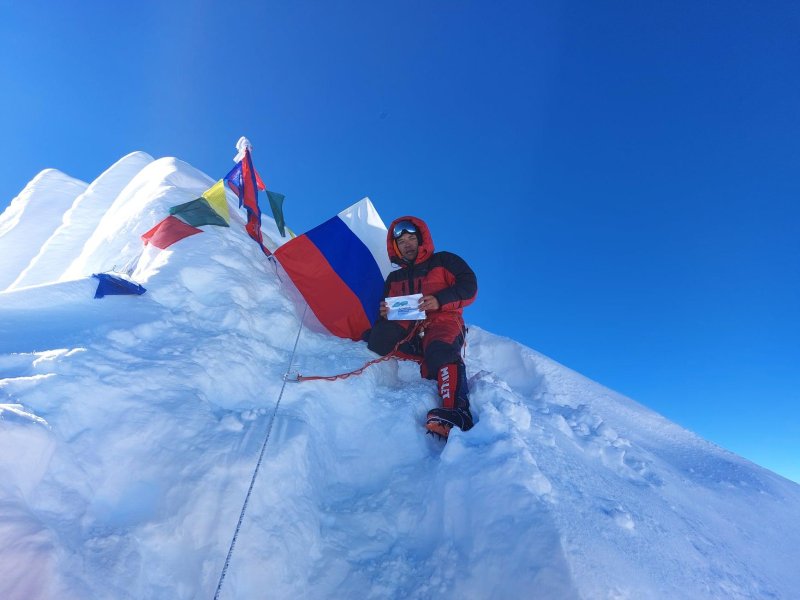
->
xmin=396 ymin=232 xmax=419 ymax=262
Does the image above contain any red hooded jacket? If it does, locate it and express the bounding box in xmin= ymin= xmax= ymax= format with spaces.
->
xmin=384 ymin=216 xmax=477 ymax=329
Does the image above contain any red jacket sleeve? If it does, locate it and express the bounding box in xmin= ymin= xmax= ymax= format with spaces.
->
xmin=432 ymin=252 xmax=477 ymax=311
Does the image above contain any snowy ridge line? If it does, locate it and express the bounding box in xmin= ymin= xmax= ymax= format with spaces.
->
xmin=6 ymin=152 xmax=155 ymax=291
xmin=1 ymin=151 xmax=799 ymax=599
xmin=0 ymin=402 xmax=49 ymax=426
xmin=214 ymin=303 xmax=308 ymax=600
xmin=0 ymin=169 xmax=89 ymax=291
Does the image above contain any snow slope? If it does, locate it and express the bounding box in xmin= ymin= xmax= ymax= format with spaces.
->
xmin=0 ymin=170 xmax=88 ymax=291
xmin=7 ymin=152 xmax=154 ymax=291
xmin=0 ymin=154 xmax=798 ymax=600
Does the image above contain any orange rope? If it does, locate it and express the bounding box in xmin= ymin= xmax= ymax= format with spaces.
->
xmin=296 ymin=322 xmax=423 ymax=382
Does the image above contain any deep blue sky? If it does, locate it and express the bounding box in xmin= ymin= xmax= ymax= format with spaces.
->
xmin=2 ymin=1 xmax=798 ymax=482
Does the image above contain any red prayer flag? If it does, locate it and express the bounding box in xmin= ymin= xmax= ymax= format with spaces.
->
xmin=141 ymin=215 xmax=203 ymax=249
xmin=240 ymin=148 xmax=261 ymax=243
xmin=223 ymin=148 xmax=272 ymax=256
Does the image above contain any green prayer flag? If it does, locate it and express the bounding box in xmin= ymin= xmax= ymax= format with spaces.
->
xmin=266 ymin=190 xmax=287 ymax=237
xmin=169 ymin=198 xmax=230 ymax=228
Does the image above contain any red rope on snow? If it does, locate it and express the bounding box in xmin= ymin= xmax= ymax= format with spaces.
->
xmin=295 ymin=322 xmax=423 ymax=382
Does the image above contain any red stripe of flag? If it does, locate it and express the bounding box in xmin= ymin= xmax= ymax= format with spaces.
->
xmin=275 ymin=235 xmax=371 ymax=340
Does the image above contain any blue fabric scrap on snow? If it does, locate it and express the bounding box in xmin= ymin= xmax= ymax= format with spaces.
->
xmin=92 ymin=273 xmax=147 ymax=299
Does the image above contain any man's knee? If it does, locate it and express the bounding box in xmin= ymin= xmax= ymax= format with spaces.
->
xmin=423 ymin=339 xmax=464 ymax=376
xmin=367 ymin=320 xmax=408 ymax=356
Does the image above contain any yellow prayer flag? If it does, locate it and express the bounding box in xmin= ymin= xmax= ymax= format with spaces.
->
xmin=202 ymin=180 xmax=230 ymax=223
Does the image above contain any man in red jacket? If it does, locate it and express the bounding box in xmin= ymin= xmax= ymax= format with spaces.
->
xmin=366 ymin=216 xmax=478 ymax=438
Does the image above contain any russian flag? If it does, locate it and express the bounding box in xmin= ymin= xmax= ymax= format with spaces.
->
xmin=274 ymin=198 xmax=392 ymax=340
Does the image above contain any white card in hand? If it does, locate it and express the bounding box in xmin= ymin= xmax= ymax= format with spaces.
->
xmin=386 ymin=294 xmax=426 ymax=320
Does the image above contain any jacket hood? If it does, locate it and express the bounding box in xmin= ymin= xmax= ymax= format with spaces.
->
xmin=386 ymin=215 xmax=435 ymax=266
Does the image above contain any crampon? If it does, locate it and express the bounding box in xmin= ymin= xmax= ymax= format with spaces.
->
xmin=425 ymin=417 xmax=453 ymax=440
xmin=425 ymin=407 xmax=473 ymax=441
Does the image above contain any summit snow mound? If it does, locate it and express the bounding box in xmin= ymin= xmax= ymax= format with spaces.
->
xmin=0 ymin=153 xmax=798 ymax=599
xmin=60 ymin=156 xmax=218 ymax=282
xmin=7 ymin=152 xmax=155 ymax=291
xmin=0 ymin=169 xmax=88 ymax=291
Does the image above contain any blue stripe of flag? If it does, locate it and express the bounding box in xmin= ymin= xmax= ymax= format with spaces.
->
xmin=306 ymin=216 xmax=385 ymax=326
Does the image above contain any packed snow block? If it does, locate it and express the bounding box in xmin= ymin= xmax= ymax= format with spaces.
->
xmin=92 ymin=273 xmax=146 ymax=298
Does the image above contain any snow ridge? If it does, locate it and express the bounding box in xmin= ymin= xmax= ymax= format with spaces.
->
xmin=0 ymin=154 xmax=798 ymax=599
xmin=0 ymin=169 xmax=88 ymax=291
xmin=7 ymin=152 xmax=155 ymax=291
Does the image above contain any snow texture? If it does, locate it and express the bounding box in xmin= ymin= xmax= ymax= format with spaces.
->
xmin=0 ymin=170 xmax=88 ymax=291
xmin=0 ymin=154 xmax=798 ymax=599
